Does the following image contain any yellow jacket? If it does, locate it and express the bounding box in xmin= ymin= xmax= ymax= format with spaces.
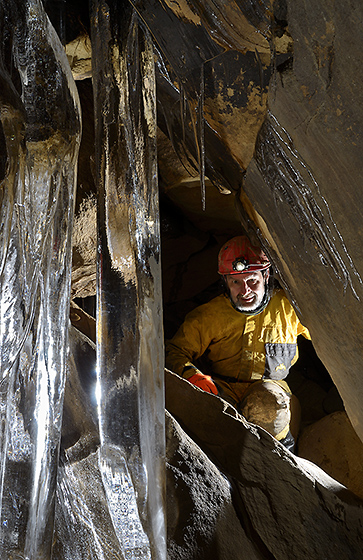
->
xmin=166 ymin=290 xmax=310 ymax=396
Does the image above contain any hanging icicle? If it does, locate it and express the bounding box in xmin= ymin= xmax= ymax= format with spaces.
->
xmin=198 ymin=63 xmax=206 ymax=211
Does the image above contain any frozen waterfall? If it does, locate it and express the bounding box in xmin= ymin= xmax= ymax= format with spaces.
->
xmin=0 ymin=0 xmax=166 ymax=558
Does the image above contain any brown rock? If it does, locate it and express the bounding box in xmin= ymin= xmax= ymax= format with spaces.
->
xmin=241 ymin=0 xmax=363 ymax=443
xmin=165 ymin=370 xmax=363 ymax=559
xmin=298 ymin=411 xmax=363 ymax=500
xmin=165 ymin=412 xmax=262 ymax=560
xmin=71 ymin=194 xmax=97 ymax=299
xmin=66 ymin=34 xmax=92 ymax=80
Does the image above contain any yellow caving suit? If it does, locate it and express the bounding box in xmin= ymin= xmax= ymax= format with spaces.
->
xmin=166 ymin=289 xmax=310 ymax=407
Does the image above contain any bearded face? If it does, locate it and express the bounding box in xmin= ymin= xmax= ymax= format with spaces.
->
xmin=225 ymin=270 xmax=269 ymax=312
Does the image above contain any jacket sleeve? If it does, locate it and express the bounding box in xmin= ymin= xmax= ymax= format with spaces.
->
xmin=283 ymin=293 xmax=311 ymax=341
xmin=165 ymin=308 xmax=213 ymax=378
xmin=297 ymin=321 xmax=311 ymax=340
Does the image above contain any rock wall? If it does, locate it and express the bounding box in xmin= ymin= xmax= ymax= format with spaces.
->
xmin=123 ymin=0 xmax=363 ymax=442
xmin=242 ymin=0 xmax=363 ymax=441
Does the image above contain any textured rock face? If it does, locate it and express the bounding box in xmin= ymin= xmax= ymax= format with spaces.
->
xmin=165 ymin=413 xmax=261 ymax=560
xmin=71 ymin=194 xmax=97 ymax=299
xmin=165 ymin=371 xmax=363 ymax=559
xmin=298 ymin=411 xmax=363 ymax=500
xmin=242 ymin=0 xmax=363 ymax=443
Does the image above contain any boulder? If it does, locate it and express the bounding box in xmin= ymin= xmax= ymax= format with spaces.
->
xmin=165 ymin=412 xmax=261 ymax=560
xmin=298 ymin=411 xmax=363 ymax=501
xmin=165 ymin=370 xmax=363 ymax=559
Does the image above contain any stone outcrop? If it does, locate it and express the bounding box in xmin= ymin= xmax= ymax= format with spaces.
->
xmin=241 ymin=0 xmax=363 ymax=444
xmin=298 ymin=411 xmax=363 ymax=501
xmin=165 ymin=370 xmax=363 ymax=559
xmin=165 ymin=412 xmax=260 ymax=560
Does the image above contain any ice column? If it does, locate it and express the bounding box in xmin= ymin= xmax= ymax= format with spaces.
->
xmin=91 ymin=1 xmax=166 ymax=559
xmin=0 ymin=0 xmax=81 ymax=557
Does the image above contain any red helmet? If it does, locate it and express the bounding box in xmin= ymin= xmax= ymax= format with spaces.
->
xmin=218 ymin=236 xmax=270 ymax=275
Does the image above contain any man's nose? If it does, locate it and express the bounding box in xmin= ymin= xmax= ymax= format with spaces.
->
xmin=238 ymin=281 xmax=251 ymax=295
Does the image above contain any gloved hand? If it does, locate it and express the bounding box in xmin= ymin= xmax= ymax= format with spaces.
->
xmin=187 ymin=372 xmax=218 ymax=395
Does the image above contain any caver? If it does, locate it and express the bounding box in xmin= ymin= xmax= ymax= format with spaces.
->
xmin=166 ymin=236 xmax=311 ymax=451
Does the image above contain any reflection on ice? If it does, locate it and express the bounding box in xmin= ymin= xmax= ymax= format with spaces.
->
xmin=6 ymin=402 xmax=32 ymax=462
xmin=95 ymin=373 xmax=102 ymax=416
xmin=0 ymin=0 xmax=166 ymax=557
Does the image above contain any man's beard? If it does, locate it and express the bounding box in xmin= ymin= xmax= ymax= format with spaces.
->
xmin=234 ymin=292 xmax=264 ymax=312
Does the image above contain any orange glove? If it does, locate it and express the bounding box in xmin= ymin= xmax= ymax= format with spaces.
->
xmin=187 ymin=372 xmax=218 ymax=395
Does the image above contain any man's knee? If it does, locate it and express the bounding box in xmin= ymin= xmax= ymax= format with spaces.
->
xmin=238 ymin=380 xmax=292 ymax=440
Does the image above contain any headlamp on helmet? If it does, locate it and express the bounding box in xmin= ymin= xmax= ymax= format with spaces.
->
xmin=232 ymin=257 xmax=248 ymax=272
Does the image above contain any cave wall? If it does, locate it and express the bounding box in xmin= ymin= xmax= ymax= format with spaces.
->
xmin=243 ymin=0 xmax=363 ymax=440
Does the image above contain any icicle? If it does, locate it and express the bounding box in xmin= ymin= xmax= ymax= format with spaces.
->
xmin=179 ymin=79 xmax=187 ymax=144
xmin=153 ymin=45 xmax=199 ymax=176
xmin=0 ymin=0 xmax=81 ymax=557
xmin=254 ymin=47 xmax=264 ymax=106
xmin=91 ymin=1 xmax=166 ymax=559
xmin=198 ymin=63 xmax=206 ymax=211
xmin=268 ymin=35 xmax=277 ymax=104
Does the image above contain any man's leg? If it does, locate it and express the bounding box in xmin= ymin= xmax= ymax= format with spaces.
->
xmin=238 ymin=380 xmax=298 ymax=451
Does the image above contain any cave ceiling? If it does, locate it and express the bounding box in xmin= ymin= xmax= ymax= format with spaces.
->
xmin=47 ymin=0 xmax=363 ymax=443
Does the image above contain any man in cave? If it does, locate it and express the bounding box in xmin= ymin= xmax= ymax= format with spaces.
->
xmin=165 ymin=235 xmax=311 ymax=451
